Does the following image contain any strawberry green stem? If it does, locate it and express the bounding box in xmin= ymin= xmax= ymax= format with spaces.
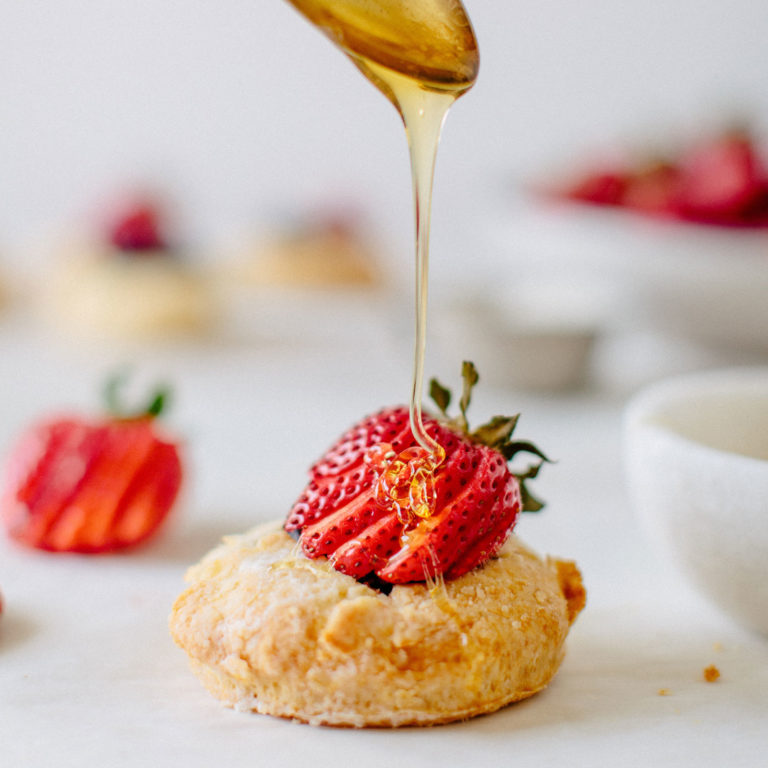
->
xmin=429 ymin=361 xmax=551 ymax=512
xmin=104 ymin=373 xmax=171 ymax=420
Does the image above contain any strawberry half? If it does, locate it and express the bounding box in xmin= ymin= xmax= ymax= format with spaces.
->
xmin=621 ymin=161 xmax=680 ymax=216
xmin=109 ymin=202 xmax=167 ymax=252
xmin=285 ymin=362 xmax=548 ymax=585
xmin=1 ymin=377 xmax=183 ymax=553
xmin=563 ymin=169 xmax=628 ymax=206
xmin=554 ymin=126 xmax=768 ymax=227
xmin=674 ymin=131 xmax=768 ymax=225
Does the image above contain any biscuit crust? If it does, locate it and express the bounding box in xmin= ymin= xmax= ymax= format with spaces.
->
xmin=170 ymin=522 xmax=584 ymax=727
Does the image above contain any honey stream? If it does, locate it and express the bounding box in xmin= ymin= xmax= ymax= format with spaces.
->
xmin=285 ymin=0 xmax=479 ymax=518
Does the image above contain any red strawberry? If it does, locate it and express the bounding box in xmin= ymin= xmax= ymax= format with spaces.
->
xmin=109 ymin=203 xmax=167 ymax=252
xmin=621 ymin=161 xmax=680 ymax=216
xmin=286 ymin=362 xmax=548 ymax=585
xmin=563 ymin=169 xmax=628 ymax=206
xmin=674 ymin=131 xmax=768 ymax=224
xmin=1 ymin=377 xmax=182 ymax=553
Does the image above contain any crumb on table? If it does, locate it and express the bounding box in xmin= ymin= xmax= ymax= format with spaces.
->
xmin=658 ymin=688 xmax=671 ymax=696
xmin=703 ymin=664 xmax=721 ymax=683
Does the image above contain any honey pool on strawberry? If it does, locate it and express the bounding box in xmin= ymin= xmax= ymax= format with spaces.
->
xmin=285 ymin=363 xmax=547 ymax=586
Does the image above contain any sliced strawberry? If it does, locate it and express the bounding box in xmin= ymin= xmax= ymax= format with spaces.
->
xmin=41 ymin=422 xmax=157 ymax=552
xmin=109 ymin=441 xmax=182 ymax=548
xmin=287 ymin=407 xmax=412 ymax=531
xmin=309 ymin=407 xmax=411 ymax=477
xmin=1 ymin=379 xmax=183 ymax=553
xmin=555 ymin=127 xmax=768 ymax=228
xmin=445 ymin=475 xmax=522 ymax=578
xmin=301 ymin=494 xmax=386 ymax=558
xmin=330 ymin=514 xmax=405 ymax=578
xmin=4 ymin=421 xmax=108 ymax=549
xmin=328 ymin=538 xmax=375 ymax=579
xmin=673 ymin=132 xmax=766 ymax=224
xmin=563 ymin=170 xmax=628 ymax=206
xmin=377 ymin=448 xmax=515 ymax=583
xmin=740 ymin=186 xmax=768 ymax=226
xmin=621 ymin=162 xmax=680 ymax=216
xmin=286 ymin=362 xmax=548 ymax=585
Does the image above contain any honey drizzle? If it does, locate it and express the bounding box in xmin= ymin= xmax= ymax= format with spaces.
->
xmin=353 ymin=58 xmax=475 ymax=519
xmin=285 ymin=0 xmax=478 ymax=519
xmin=400 ymin=73 xmax=455 ymax=459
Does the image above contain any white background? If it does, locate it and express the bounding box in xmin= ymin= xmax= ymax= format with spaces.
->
xmin=2 ymin=0 xmax=768 ymax=280
xmin=2 ymin=5 xmax=768 ymax=763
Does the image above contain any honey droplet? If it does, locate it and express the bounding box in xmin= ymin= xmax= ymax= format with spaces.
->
xmin=366 ymin=442 xmax=445 ymax=523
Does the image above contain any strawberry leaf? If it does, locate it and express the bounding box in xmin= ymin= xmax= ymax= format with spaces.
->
xmin=145 ymin=388 xmax=170 ymax=418
xmin=429 ymin=378 xmax=452 ymax=417
xmin=520 ymin=484 xmax=545 ymax=513
xmin=458 ymin=361 xmax=479 ymax=431
xmin=501 ymin=440 xmax=552 ymax=464
xmin=472 ymin=414 xmax=519 ymax=449
xmin=429 ymin=361 xmax=549 ymax=511
xmin=105 ymin=372 xmax=171 ymax=420
xmin=516 ymin=461 xmax=545 ymax=513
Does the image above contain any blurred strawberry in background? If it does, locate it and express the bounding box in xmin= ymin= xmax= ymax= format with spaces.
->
xmin=558 ymin=126 xmax=768 ymax=228
xmin=108 ymin=202 xmax=168 ymax=253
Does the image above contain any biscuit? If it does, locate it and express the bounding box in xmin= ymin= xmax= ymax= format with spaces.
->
xmin=47 ymin=253 xmax=213 ymax=340
xmin=169 ymin=521 xmax=585 ymax=727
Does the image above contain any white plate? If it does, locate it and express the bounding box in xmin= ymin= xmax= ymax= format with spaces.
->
xmin=492 ymin=196 xmax=768 ymax=352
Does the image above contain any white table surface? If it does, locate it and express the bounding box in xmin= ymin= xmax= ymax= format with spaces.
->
xmin=1 ymin=297 xmax=766 ymax=768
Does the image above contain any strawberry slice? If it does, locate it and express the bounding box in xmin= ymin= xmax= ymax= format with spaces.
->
xmin=563 ymin=170 xmax=628 ymax=206
xmin=330 ymin=514 xmax=405 ymax=579
xmin=377 ymin=449 xmax=516 ymax=583
xmin=286 ymin=362 xmax=548 ymax=585
xmin=111 ymin=441 xmax=182 ymax=546
xmin=301 ymin=494 xmax=387 ymax=558
xmin=554 ymin=127 xmax=768 ymax=228
xmin=621 ymin=161 xmax=680 ymax=216
xmin=672 ymin=131 xmax=767 ymax=224
xmin=1 ymin=377 xmax=183 ymax=553
xmin=286 ymin=407 xmax=413 ymax=530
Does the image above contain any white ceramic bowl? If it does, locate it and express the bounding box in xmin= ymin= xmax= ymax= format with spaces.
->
xmin=624 ymin=368 xmax=768 ymax=637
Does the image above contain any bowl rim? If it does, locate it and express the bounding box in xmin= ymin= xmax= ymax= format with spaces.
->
xmin=624 ymin=366 xmax=768 ymax=470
